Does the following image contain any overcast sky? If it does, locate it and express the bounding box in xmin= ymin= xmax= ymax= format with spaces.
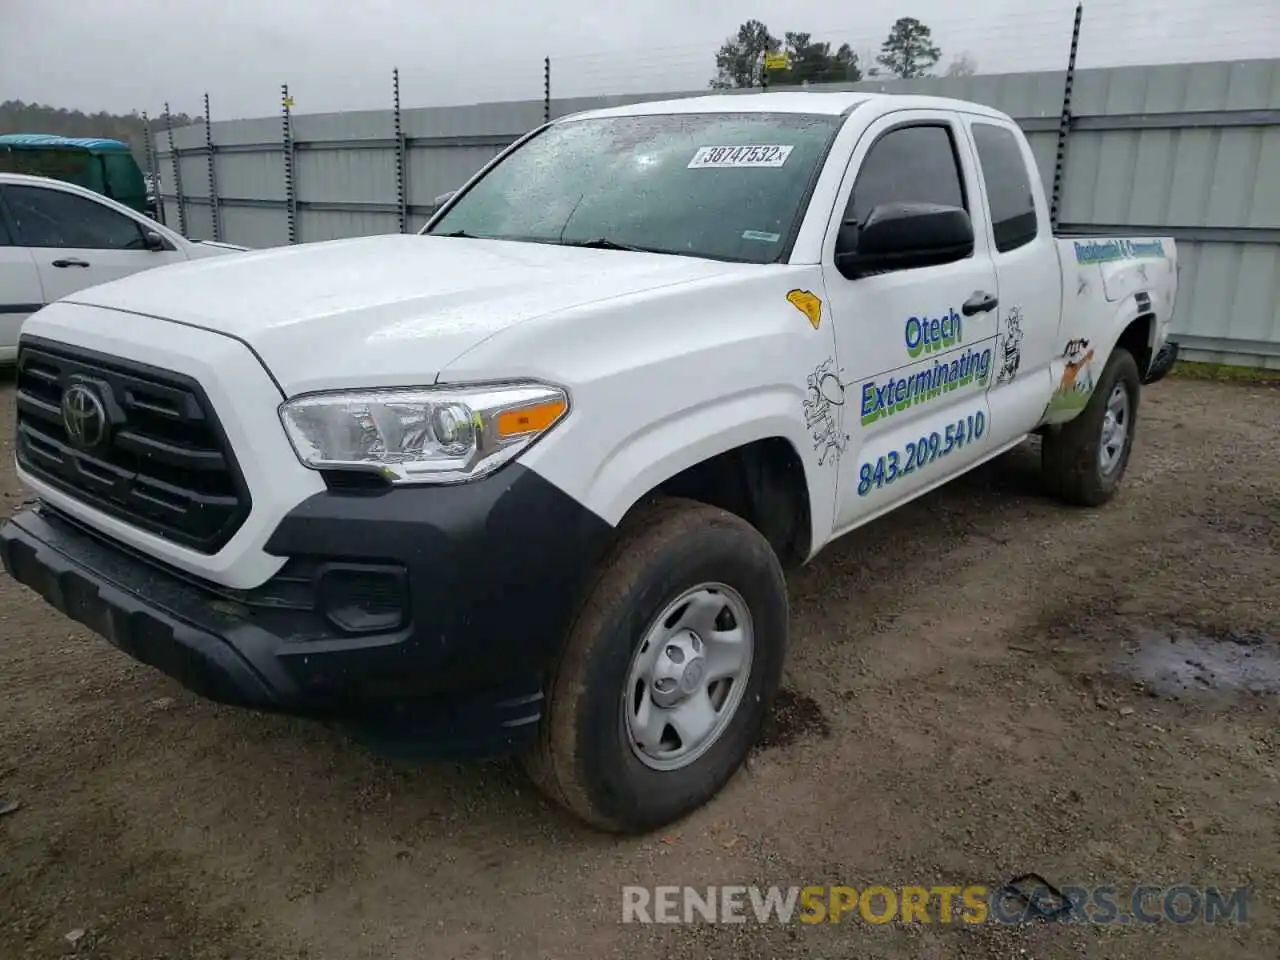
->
xmin=2 ymin=0 xmax=1275 ymax=120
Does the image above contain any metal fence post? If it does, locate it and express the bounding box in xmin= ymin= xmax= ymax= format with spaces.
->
xmin=203 ymin=93 xmax=222 ymax=242
xmin=282 ymin=84 xmax=298 ymax=244
xmin=543 ymin=57 xmax=551 ymax=123
xmin=394 ymin=68 xmax=407 ymax=233
xmin=1050 ymin=2 xmax=1084 ymax=230
xmin=141 ymin=110 xmax=162 ymax=225
xmin=163 ymin=102 xmax=188 ymax=237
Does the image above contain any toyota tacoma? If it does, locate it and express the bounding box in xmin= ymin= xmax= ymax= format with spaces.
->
xmin=1 ymin=92 xmax=1177 ymax=834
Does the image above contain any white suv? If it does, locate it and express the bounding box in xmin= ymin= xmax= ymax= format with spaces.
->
xmin=0 ymin=173 xmax=244 ymax=362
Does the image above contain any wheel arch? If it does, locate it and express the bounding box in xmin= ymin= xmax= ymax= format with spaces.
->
xmin=1114 ymin=302 xmax=1155 ymax=375
xmin=555 ymin=386 xmax=828 ymax=569
xmin=642 ymin=436 xmax=814 ymax=569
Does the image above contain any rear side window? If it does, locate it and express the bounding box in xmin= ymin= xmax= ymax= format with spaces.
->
xmin=845 ymin=124 xmax=967 ymax=225
xmin=5 ymin=184 xmax=146 ymax=250
xmin=971 ymin=123 xmax=1038 ymax=253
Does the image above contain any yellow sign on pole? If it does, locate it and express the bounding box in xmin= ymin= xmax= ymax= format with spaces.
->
xmin=763 ymin=52 xmax=791 ymax=71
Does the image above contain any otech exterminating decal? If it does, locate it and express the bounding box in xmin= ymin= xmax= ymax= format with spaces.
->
xmin=905 ymin=308 xmax=963 ymax=358
xmin=857 ymin=409 xmax=987 ymax=496
xmin=859 ymin=345 xmax=993 ymax=426
xmin=786 ymin=289 xmax=823 ymax=330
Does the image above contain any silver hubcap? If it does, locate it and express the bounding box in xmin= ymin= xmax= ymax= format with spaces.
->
xmin=1099 ymin=382 xmax=1130 ymax=475
xmin=623 ymin=583 xmax=754 ymax=772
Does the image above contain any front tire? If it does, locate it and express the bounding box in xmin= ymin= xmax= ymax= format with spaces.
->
xmin=1042 ymin=347 xmax=1140 ymax=506
xmin=523 ymin=497 xmax=788 ymax=834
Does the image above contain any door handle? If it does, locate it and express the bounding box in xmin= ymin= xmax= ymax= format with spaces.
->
xmin=962 ymin=290 xmax=998 ymax=316
xmin=51 ymin=258 xmax=90 ymax=268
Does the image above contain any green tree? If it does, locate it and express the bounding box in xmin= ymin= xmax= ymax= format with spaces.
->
xmin=774 ymin=33 xmax=862 ymax=85
xmin=0 ymin=100 xmax=202 ymax=166
xmin=876 ymin=17 xmax=942 ymax=79
xmin=711 ymin=19 xmax=779 ymax=88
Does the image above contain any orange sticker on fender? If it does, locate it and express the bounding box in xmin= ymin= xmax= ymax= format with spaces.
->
xmin=787 ymin=289 xmax=823 ymax=330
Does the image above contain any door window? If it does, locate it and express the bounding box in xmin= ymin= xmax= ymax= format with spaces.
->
xmin=844 ymin=124 xmax=968 ymax=226
xmin=4 ymin=184 xmax=147 ymax=250
xmin=970 ymin=123 xmax=1038 ymax=253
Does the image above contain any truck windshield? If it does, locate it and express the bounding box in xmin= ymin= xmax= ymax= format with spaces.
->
xmin=427 ymin=112 xmax=843 ymax=264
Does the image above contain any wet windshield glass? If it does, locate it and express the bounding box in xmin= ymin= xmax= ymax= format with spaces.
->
xmin=426 ymin=112 xmax=843 ymax=263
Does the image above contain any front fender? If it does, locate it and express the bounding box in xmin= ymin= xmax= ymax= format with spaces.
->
xmin=586 ymin=386 xmax=819 ymax=524
xmin=441 ymin=265 xmax=841 ymax=558
xmin=521 ymin=380 xmax=831 ymax=550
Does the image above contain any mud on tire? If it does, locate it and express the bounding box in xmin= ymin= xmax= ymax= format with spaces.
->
xmin=522 ymin=497 xmax=788 ymax=834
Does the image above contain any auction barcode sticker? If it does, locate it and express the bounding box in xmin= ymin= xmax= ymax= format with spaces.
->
xmin=688 ymin=145 xmax=795 ymax=169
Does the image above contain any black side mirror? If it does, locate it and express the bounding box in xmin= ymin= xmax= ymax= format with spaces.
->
xmin=835 ymin=202 xmax=974 ymax=279
xmin=142 ymin=229 xmax=166 ymax=251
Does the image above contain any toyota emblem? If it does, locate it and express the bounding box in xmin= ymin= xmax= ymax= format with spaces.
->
xmin=62 ymin=383 xmax=109 ymax=449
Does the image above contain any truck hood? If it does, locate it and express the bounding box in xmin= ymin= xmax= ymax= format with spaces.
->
xmin=65 ymin=234 xmax=745 ymax=394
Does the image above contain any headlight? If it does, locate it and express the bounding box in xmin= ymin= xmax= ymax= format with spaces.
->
xmin=278 ymin=382 xmax=569 ymax=484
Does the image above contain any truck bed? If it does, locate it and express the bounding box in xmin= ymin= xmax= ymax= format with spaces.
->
xmin=1059 ymin=234 xmax=1177 ymax=343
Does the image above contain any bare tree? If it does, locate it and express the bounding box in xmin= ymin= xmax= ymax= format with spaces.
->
xmin=945 ymin=52 xmax=978 ymax=77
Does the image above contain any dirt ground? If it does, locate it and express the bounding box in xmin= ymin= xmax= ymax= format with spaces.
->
xmin=0 ymin=374 xmax=1277 ymax=960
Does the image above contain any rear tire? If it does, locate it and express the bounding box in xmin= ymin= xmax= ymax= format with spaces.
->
xmin=1042 ymin=347 xmax=1140 ymax=507
xmin=522 ymin=497 xmax=788 ymax=834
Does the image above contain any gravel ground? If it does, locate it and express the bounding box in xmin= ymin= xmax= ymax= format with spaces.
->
xmin=0 ymin=374 xmax=1277 ymax=960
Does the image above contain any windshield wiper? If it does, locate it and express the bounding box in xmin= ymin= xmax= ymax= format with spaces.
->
xmin=558 ymin=237 xmax=666 ymax=254
xmin=436 ymin=229 xmax=481 ymax=238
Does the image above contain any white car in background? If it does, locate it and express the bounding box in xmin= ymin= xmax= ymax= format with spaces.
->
xmin=0 ymin=173 xmax=245 ymax=363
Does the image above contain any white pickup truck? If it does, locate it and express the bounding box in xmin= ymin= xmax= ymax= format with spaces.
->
xmin=1 ymin=93 xmax=1178 ymax=834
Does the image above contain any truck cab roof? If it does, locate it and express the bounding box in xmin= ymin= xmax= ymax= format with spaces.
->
xmin=561 ymin=91 xmax=1016 ymax=123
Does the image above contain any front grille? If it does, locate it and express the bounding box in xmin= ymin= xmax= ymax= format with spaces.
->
xmin=14 ymin=337 xmax=252 ymax=554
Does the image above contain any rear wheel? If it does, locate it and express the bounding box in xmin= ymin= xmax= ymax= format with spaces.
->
xmin=523 ymin=497 xmax=788 ymax=834
xmin=1042 ymin=347 xmax=1140 ymax=506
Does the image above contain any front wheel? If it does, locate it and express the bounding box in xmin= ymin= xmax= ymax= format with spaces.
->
xmin=1042 ymin=347 xmax=1140 ymax=506
xmin=522 ymin=497 xmax=788 ymax=834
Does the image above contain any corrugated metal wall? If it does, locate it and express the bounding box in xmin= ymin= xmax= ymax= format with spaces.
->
xmin=156 ymin=58 xmax=1280 ymax=368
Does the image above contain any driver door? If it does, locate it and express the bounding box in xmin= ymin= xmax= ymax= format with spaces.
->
xmin=820 ymin=111 xmax=1001 ymax=532
xmin=1 ymin=182 xmax=186 ymax=303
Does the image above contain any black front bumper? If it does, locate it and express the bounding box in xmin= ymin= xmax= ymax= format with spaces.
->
xmin=0 ymin=464 xmax=614 ymax=759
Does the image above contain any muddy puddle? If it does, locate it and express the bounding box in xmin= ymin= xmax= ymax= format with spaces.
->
xmin=1118 ymin=625 xmax=1280 ymax=698
xmin=757 ymin=687 xmax=831 ymax=749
